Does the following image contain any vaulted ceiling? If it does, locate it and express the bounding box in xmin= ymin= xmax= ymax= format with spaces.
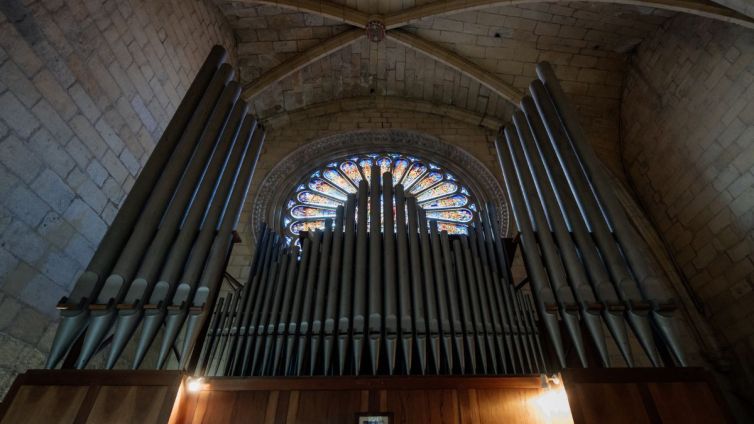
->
xmin=212 ymin=0 xmax=752 ymax=129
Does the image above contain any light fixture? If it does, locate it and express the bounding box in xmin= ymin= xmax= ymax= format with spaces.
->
xmin=548 ymin=374 xmax=561 ymax=386
xmin=533 ymin=373 xmax=572 ymax=423
xmin=186 ymin=376 xmax=204 ymax=393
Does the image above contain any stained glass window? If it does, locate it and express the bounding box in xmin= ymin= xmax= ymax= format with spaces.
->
xmin=285 ymin=153 xmax=476 ymax=237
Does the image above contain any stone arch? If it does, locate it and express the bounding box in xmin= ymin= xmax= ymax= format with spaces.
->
xmin=250 ymin=129 xmax=511 ymax=241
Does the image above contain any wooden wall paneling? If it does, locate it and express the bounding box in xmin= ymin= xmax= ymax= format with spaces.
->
xmin=200 ymin=390 xmax=238 ymax=423
xmin=384 ymin=389 xmax=458 ymax=424
xmin=1 ymin=371 xmax=182 ymax=424
xmin=378 ymin=389 xmax=387 ymax=411
xmin=293 ymin=390 xmax=362 ymax=424
xmin=264 ymin=390 xmax=279 ymax=424
xmin=273 ymin=390 xmax=291 ymax=423
xmin=168 ymin=384 xmax=197 ymax=424
xmin=568 ymin=383 xmax=650 ymax=424
xmin=359 ymin=389 xmax=369 ymax=411
xmin=476 ymin=388 xmax=544 ymax=423
xmin=188 ymin=390 xmax=212 ymax=424
xmin=229 ymin=391 xmax=270 ymax=423
xmin=285 ymin=391 xmax=300 ymax=423
xmin=0 ymin=385 xmax=88 ymax=424
xmin=202 ymin=376 xmax=542 ymax=391
xmin=561 ymin=367 xmax=733 ymax=424
xmin=457 ymin=389 xmax=481 ymax=424
xmin=85 ymin=386 xmax=173 ymax=423
xmin=648 ymin=382 xmax=731 ymax=423
xmin=368 ymin=389 xmax=380 ymax=411
xmin=437 ymin=389 xmax=460 ymax=424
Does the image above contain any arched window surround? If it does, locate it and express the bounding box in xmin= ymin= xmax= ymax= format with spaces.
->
xmin=283 ymin=153 xmax=478 ymax=241
xmin=250 ymin=130 xmax=510 ymax=243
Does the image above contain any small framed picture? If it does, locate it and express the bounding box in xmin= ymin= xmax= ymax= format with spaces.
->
xmin=355 ymin=412 xmax=392 ymax=424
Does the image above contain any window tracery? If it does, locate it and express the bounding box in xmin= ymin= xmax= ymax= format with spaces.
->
xmin=284 ymin=153 xmax=477 ymax=241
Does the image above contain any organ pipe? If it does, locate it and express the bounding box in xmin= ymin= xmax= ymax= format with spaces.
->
xmin=519 ymin=97 xmax=634 ymax=366
xmin=529 ymin=81 xmax=660 ymax=366
xmin=46 ymin=46 xmax=265 ymax=372
xmin=506 ymin=117 xmax=591 ymax=367
xmin=535 ymin=63 xmax=685 ymax=365
xmin=382 ymin=174 xmax=398 ymax=374
xmin=48 ymin=50 xmax=684 ymax=376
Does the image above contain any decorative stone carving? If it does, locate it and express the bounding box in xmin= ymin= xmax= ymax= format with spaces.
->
xmin=366 ymin=19 xmax=386 ymax=43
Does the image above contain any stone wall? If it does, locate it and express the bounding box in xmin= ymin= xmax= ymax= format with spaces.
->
xmin=621 ymin=13 xmax=754 ymax=397
xmin=0 ymin=0 xmax=234 ymax=394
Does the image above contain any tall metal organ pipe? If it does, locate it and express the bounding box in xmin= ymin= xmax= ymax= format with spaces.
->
xmin=535 ymin=63 xmax=685 ymax=365
xmin=528 ymin=81 xmax=661 ymax=365
xmin=496 ymin=128 xmax=567 ymax=368
xmin=48 ymin=49 xmax=687 ymax=376
xmin=46 ymin=55 xmax=234 ymax=369
xmin=518 ymin=96 xmax=634 ymax=366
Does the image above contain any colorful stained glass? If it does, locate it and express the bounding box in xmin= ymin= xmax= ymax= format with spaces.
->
xmin=377 ymin=157 xmax=391 ymax=177
xmin=416 ymin=181 xmax=458 ymax=202
xmin=309 ymin=178 xmax=347 ymax=200
xmin=420 ymin=194 xmax=468 ymax=209
xmin=287 ymin=154 xmax=477 ymax=239
xmin=401 ymin=162 xmax=427 ymax=190
xmin=297 ymin=191 xmax=343 ymax=207
xmin=409 ymin=172 xmax=443 ymax=194
xmin=435 ymin=222 xmax=468 ymax=235
xmin=323 ymin=169 xmax=356 ymax=193
xmin=393 ymin=159 xmax=409 ymax=183
xmin=359 ymin=159 xmax=372 ymax=183
xmin=426 ymin=209 xmax=473 ymax=223
xmin=339 ymin=161 xmax=362 ymax=186
xmin=290 ymin=205 xmax=337 ymax=219
xmin=290 ymin=220 xmax=326 ymax=235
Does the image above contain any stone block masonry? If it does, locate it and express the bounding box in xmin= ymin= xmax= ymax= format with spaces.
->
xmin=0 ymin=0 xmax=234 ymax=396
xmin=621 ymin=13 xmax=754 ymax=413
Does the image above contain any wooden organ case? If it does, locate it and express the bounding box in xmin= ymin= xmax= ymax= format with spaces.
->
xmin=0 ymin=46 xmax=733 ymax=423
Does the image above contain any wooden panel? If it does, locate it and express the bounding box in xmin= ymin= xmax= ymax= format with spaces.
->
xmin=86 ymin=385 xmax=172 ymax=424
xmin=205 ymin=375 xmax=542 ymax=391
xmin=2 ymin=369 xmax=732 ymax=424
xmin=293 ymin=390 xmax=362 ymax=424
xmin=476 ymin=388 xmax=543 ymax=424
xmin=0 ymin=385 xmax=87 ymax=424
xmin=229 ymin=391 xmax=269 ymax=423
xmin=198 ymin=391 xmax=237 ymax=424
xmin=457 ymin=389 xmax=481 ymax=424
xmin=562 ymin=367 xmax=733 ymax=424
xmin=187 ymin=391 xmax=212 ymax=424
xmin=570 ymin=383 xmax=650 ymax=424
xmin=384 ymin=389 xmax=458 ymax=424
xmin=649 ymin=382 xmax=728 ymax=424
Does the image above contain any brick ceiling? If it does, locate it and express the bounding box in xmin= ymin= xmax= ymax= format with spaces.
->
xmin=212 ymin=1 xmax=682 ymax=122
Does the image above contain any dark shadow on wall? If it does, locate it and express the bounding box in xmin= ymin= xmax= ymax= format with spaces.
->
xmin=619 ymin=13 xmax=754 ymax=422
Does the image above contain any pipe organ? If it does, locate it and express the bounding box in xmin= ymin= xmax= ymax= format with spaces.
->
xmin=0 ymin=43 xmax=733 ymax=424
xmin=43 ymin=47 xmax=686 ymax=381
xmin=196 ymin=198 xmax=546 ymax=377
xmin=45 ymin=46 xmax=265 ymax=372
xmin=190 ymin=62 xmax=687 ymax=378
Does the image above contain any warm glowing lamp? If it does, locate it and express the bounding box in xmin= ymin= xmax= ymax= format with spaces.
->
xmin=533 ymin=373 xmax=573 ymax=424
xmin=186 ymin=377 xmax=204 ymax=393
